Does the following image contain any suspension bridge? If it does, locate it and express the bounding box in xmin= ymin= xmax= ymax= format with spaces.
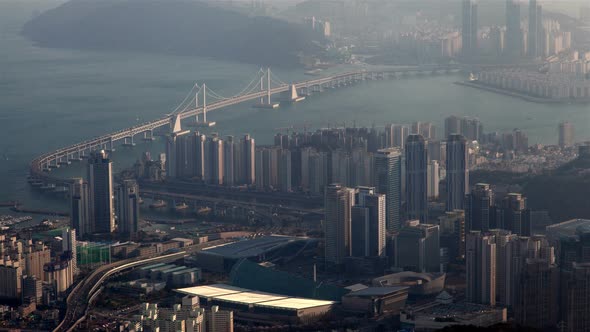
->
xmin=29 ymin=65 xmax=460 ymax=185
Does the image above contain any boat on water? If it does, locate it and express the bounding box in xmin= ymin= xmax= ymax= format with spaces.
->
xmin=149 ymin=200 xmax=167 ymax=209
xmin=304 ymin=68 xmax=323 ymax=76
xmin=197 ymin=207 xmax=211 ymax=215
xmin=175 ymin=202 xmax=189 ymax=211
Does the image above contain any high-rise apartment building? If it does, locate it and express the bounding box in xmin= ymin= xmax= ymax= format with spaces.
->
xmin=191 ymin=133 xmax=207 ymax=180
xmin=439 ymin=210 xmax=466 ymax=262
xmin=505 ymin=0 xmax=523 ymax=57
xmin=278 ymin=149 xmax=292 ymax=192
xmin=499 ymin=193 xmax=531 ymax=236
xmin=465 ymin=183 xmax=494 ymax=232
xmin=70 ymin=178 xmax=91 ymax=237
xmin=405 ymin=135 xmax=428 ymax=223
xmin=466 ymin=231 xmax=496 ymax=306
xmin=166 ymin=115 xmax=191 ymax=179
xmin=394 ymin=221 xmax=440 ymax=273
xmin=427 ymin=160 xmax=439 ymax=200
xmin=374 ymin=148 xmax=402 ymax=231
xmin=21 ymin=275 xmax=42 ymax=304
xmin=241 ymin=134 xmax=256 ymax=185
xmin=205 ymin=136 xmax=224 ymax=185
xmin=462 ymin=0 xmax=478 ymax=57
xmin=88 ymin=150 xmax=114 ymax=234
xmin=351 ymin=188 xmax=386 ymax=257
xmin=563 ymin=263 xmax=590 ymax=332
xmin=324 ymin=184 xmax=355 ymax=264
xmin=446 ymin=134 xmax=469 ymax=211
xmin=514 ymin=258 xmax=559 ymax=329
xmin=411 ymin=122 xmax=436 ymax=140
xmin=223 ymin=136 xmax=236 ymax=186
xmin=61 ymin=228 xmax=77 ymax=275
xmin=116 ymin=180 xmax=140 ymax=240
xmin=558 ymin=121 xmax=574 ymax=148
xmin=444 ymin=115 xmax=462 ymax=138
xmin=0 ymin=261 xmax=22 ymax=299
xmin=527 ymin=0 xmax=543 ymax=57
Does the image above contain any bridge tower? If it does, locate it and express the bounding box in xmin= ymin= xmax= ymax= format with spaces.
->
xmin=195 ymin=83 xmax=216 ymax=127
xmin=254 ymin=68 xmax=279 ymax=109
xmin=285 ymin=84 xmax=305 ymax=103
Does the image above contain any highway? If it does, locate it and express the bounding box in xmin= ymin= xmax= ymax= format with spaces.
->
xmin=53 ymin=251 xmax=188 ymax=332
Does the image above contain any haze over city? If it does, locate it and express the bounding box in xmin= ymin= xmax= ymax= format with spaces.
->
xmin=1 ymin=0 xmax=590 ymax=331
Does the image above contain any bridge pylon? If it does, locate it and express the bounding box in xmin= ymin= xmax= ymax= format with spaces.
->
xmin=195 ymin=83 xmax=216 ymax=127
xmin=253 ymin=68 xmax=280 ymax=109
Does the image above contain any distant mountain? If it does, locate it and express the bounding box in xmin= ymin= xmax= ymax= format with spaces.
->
xmin=22 ymin=0 xmax=323 ymax=67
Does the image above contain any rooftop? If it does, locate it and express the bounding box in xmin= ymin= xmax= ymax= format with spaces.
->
xmin=546 ymin=219 xmax=590 ymax=239
xmin=176 ymin=284 xmax=245 ymax=298
xmin=255 ymin=297 xmax=334 ymax=310
xmin=175 ymin=284 xmax=335 ymax=311
xmin=214 ymin=291 xmax=287 ymax=304
xmin=201 ymin=235 xmax=310 ymax=259
xmin=345 ymin=286 xmax=408 ymax=297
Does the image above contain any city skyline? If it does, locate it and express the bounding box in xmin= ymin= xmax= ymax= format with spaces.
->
xmin=3 ymin=0 xmax=590 ymax=331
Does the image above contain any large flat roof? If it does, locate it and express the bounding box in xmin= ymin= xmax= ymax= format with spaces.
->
xmin=176 ymin=284 xmax=246 ymax=298
xmin=175 ymin=284 xmax=335 ymax=310
xmin=256 ymin=297 xmax=335 ymax=310
xmin=201 ymin=235 xmax=309 ymax=259
xmin=546 ymin=219 xmax=590 ymax=239
xmin=215 ymin=291 xmax=287 ymax=304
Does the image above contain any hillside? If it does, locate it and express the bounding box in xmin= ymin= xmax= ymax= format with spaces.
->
xmin=471 ymin=155 xmax=590 ymax=223
xmin=22 ymin=0 xmax=323 ymax=67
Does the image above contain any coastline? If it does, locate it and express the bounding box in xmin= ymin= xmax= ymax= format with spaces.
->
xmin=454 ymin=81 xmax=590 ymax=104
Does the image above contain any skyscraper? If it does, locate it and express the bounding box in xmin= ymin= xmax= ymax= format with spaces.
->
xmin=466 ymin=231 xmax=496 ymax=306
xmin=324 ymin=184 xmax=354 ymax=264
xmin=241 ymin=134 xmax=255 ymax=185
xmin=62 ymin=228 xmax=77 ymax=275
xmin=558 ymin=121 xmax=574 ymax=148
xmin=88 ymin=150 xmax=114 ymax=234
xmin=563 ymin=263 xmax=590 ymax=332
xmin=351 ymin=187 xmax=386 ymax=257
xmin=527 ymin=0 xmax=542 ymax=57
xmin=116 ymin=179 xmax=140 ymax=240
xmin=191 ymin=133 xmax=206 ymax=180
xmin=465 ymin=183 xmax=494 ymax=232
xmin=166 ymin=115 xmax=190 ymax=179
xmin=444 ymin=115 xmax=462 ymax=138
xmin=223 ymin=135 xmax=235 ymax=186
xmin=462 ymin=0 xmax=478 ymax=57
xmin=70 ymin=178 xmax=91 ymax=237
xmin=393 ymin=124 xmax=409 ymax=148
xmin=439 ymin=210 xmax=466 ymax=262
xmin=394 ymin=221 xmax=440 ymax=273
xmin=374 ymin=148 xmax=402 ymax=231
xmin=499 ymin=193 xmax=531 ymax=236
xmin=427 ymin=160 xmax=439 ymax=200
xmin=514 ymin=258 xmax=559 ymax=329
xmin=278 ymin=149 xmax=292 ymax=192
xmin=205 ymin=136 xmax=224 ymax=185
xmin=446 ymin=134 xmax=469 ymax=211
xmin=505 ymin=0 xmax=523 ymax=57
xmin=405 ymin=135 xmax=428 ymax=223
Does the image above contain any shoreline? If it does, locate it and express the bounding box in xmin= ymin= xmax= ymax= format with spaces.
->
xmin=455 ymin=81 xmax=590 ymax=104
